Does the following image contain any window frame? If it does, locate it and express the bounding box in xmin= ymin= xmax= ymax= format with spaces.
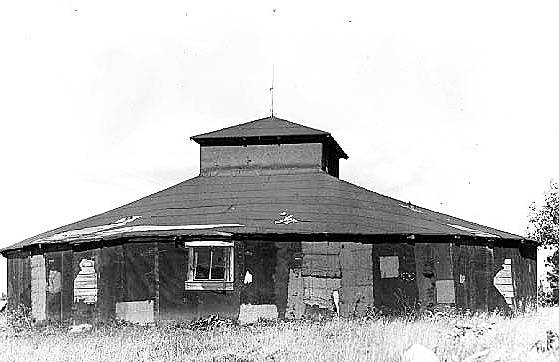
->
xmin=184 ymin=241 xmax=234 ymax=291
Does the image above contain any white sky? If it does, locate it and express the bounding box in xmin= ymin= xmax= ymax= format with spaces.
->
xmin=1 ymin=0 xmax=558 ymax=294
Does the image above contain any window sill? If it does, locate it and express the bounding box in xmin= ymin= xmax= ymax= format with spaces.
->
xmin=185 ymin=281 xmax=234 ymax=291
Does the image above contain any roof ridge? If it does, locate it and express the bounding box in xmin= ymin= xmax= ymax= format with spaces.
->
xmin=191 ymin=116 xmax=330 ymax=140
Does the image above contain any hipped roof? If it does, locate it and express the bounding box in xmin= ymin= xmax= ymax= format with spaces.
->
xmin=2 ymin=170 xmax=526 ymax=253
xmin=191 ymin=116 xmax=348 ymax=159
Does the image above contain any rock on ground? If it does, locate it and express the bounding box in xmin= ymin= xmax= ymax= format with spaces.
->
xmin=402 ymin=343 xmax=439 ymax=362
xmin=69 ymin=324 xmax=93 ymax=333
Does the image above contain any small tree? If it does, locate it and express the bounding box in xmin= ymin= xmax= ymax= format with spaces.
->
xmin=528 ymin=180 xmax=559 ymax=304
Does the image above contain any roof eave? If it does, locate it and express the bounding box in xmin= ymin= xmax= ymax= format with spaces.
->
xmin=191 ymin=134 xmax=349 ymax=159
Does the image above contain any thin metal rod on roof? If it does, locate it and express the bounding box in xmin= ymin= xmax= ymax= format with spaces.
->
xmin=270 ymin=8 xmax=277 ymax=118
xmin=270 ymin=61 xmax=275 ymax=118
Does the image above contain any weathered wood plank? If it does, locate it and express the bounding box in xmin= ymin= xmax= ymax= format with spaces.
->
xmin=30 ymin=254 xmax=46 ymax=321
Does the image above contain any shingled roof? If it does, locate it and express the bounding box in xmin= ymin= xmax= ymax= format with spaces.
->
xmin=191 ymin=116 xmax=348 ymax=159
xmin=192 ymin=116 xmax=329 ymax=139
xmin=1 ymin=169 xmax=525 ymax=253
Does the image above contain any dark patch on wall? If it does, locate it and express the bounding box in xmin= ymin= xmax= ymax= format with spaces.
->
xmin=415 ymin=244 xmax=436 ymax=309
xmin=159 ymin=242 xmax=190 ymax=320
xmin=123 ymin=243 xmax=156 ymax=301
xmin=372 ymin=243 xmax=418 ymax=314
xmin=240 ymin=241 xmax=277 ymax=305
xmin=517 ymin=244 xmax=537 ymax=310
xmin=96 ymin=246 xmax=122 ymax=320
xmin=6 ymin=253 xmax=31 ymax=310
xmin=321 ymin=143 xmax=339 ymax=177
xmin=274 ymin=242 xmax=302 ymax=319
xmin=61 ymin=251 xmax=73 ymax=320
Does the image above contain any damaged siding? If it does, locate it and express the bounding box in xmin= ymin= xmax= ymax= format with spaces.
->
xmin=240 ymin=241 xmax=373 ymax=321
xmin=72 ymin=250 xmax=98 ymax=322
xmin=340 ymin=242 xmax=374 ymax=317
xmin=6 ymin=252 xmax=31 ymax=311
xmin=452 ymin=243 xmax=538 ymax=313
xmin=286 ymin=241 xmax=374 ymax=318
xmin=3 ymin=238 xmax=538 ymax=323
xmin=302 ymin=242 xmax=342 ymax=315
xmin=372 ymin=243 xmax=418 ymax=313
xmin=30 ymin=254 xmax=47 ymax=321
xmin=158 ymin=241 xmax=240 ymax=321
xmin=415 ymin=244 xmax=435 ymax=309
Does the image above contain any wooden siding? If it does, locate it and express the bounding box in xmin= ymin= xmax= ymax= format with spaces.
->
xmin=30 ymin=254 xmax=46 ymax=321
xmin=4 ymin=239 xmax=538 ymax=322
xmin=6 ymin=253 xmax=31 ymax=310
xmin=200 ymin=143 xmax=323 ymax=176
xmin=158 ymin=241 xmax=240 ymax=321
xmin=273 ymin=242 xmax=301 ymax=319
xmin=414 ymin=244 xmax=436 ymax=309
xmin=451 ymin=244 xmax=537 ymax=313
xmin=340 ymin=242 xmax=373 ymax=317
xmin=241 ymin=241 xmax=277 ymax=305
xmin=372 ymin=243 xmax=418 ymax=313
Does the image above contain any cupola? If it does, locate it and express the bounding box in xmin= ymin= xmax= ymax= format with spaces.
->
xmin=191 ymin=116 xmax=348 ymax=177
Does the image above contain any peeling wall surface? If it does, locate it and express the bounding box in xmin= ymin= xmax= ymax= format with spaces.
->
xmin=30 ymin=254 xmax=46 ymax=321
xmin=240 ymin=241 xmax=373 ymax=320
xmin=373 ymin=243 xmax=418 ymax=313
xmin=453 ymin=244 xmax=537 ymax=313
xmin=238 ymin=304 xmax=278 ymax=324
xmin=4 ymin=238 xmax=538 ymax=323
xmin=340 ymin=242 xmax=374 ymax=317
xmin=414 ymin=244 xmax=435 ymax=309
xmin=116 ymin=300 xmax=154 ymax=324
xmin=302 ymin=242 xmax=342 ymax=315
xmin=285 ymin=268 xmax=304 ymax=319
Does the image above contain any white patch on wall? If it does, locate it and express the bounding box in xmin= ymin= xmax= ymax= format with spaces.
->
xmin=31 ymin=255 xmax=46 ymax=321
xmin=244 ymin=270 xmax=253 ymax=284
xmin=115 ymin=300 xmax=154 ymax=324
xmin=47 ymin=270 xmax=62 ymax=293
xmin=73 ymin=259 xmax=97 ymax=304
xmin=494 ymin=258 xmax=514 ymax=307
xmin=435 ymin=279 xmax=455 ymax=303
xmin=379 ymin=256 xmax=399 ymax=278
xmin=332 ymin=290 xmax=340 ymax=316
xmin=238 ymin=304 xmax=278 ymax=324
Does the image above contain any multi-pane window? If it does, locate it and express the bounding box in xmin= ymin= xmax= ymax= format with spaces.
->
xmin=185 ymin=241 xmax=234 ymax=290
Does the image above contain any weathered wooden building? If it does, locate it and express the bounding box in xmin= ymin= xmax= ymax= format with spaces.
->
xmin=1 ymin=117 xmax=537 ymax=323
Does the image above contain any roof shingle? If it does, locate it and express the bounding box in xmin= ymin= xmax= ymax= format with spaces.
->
xmin=191 ymin=116 xmax=329 ymax=140
xmin=1 ymin=170 xmax=525 ymax=253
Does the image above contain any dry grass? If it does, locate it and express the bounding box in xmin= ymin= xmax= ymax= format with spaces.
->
xmin=1 ymin=308 xmax=558 ymax=362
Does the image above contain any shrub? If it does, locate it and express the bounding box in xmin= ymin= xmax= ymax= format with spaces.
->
xmin=6 ymin=304 xmax=33 ymax=333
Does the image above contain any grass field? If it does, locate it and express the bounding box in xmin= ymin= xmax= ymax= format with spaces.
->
xmin=1 ymin=308 xmax=558 ymax=362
